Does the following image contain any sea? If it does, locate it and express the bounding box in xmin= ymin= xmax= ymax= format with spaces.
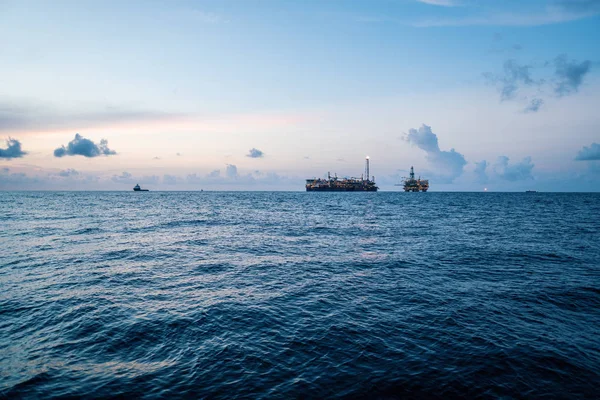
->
xmin=1 ymin=192 xmax=599 ymax=399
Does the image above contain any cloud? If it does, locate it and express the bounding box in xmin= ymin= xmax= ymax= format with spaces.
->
xmin=186 ymin=174 xmax=201 ymax=184
xmin=113 ymin=171 xmax=132 ymax=181
xmin=1 ymin=167 xmax=97 ymax=188
xmin=1 ymin=165 xmax=301 ymax=191
xmin=188 ymin=10 xmax=223 ymax=23
xmin=473 ymin=156 xmax=535 ymax=183
xmin=164 ymin=9 xmax=225 ymax=25
xmin=487 ymin=41 xmax=524 ymax=55
xmin=345 ymin=0 xmax=600 ymax=27
xmin=417 ymin=0 xmax=458 ymax=6
xmin=54 ymin=134 xmax=117 ymax=158
xmin=184 ymin=167 xmax=297 ymax=188
xmin=226 ymin=164 xmax=238 ymax=178
xmin=524 ymin=98 xmax=544 ymax=113
xmin=412 ymin=1 xmax=600 ymax=27
xmin=474 ymin=160 xmax=489 ymax=184
xmin=163 ymin=174 xmax=179 ymax=185
xmin=493 ymin=156 xmax=534 ymax=181
xmin=0 ymin=170 xmax=42 ymax=187
xmin=0 ymin=99 xmax=181 ymax=134
xmin=553 ymin=0 xmax=600 ymax=13
xmin=575 ymin=143 xmax=600 ymax=161
xmin=404 ymin=124 xmax=467 ymax=183
xmin=0 ymin=137 xmax=27 ymax=159
xmin=485 ymin=54 xmax=591 ymax=111
xmin=111 ymin=171 xmax=159 ymax=185
xmin=553 ymin=55 xmax=592 ymax=96
xmin=246 ymin=148 xmax=264 ymax=158
xmin=186 ymin=171 xmax=221 ymax=184
xmin=186 ymin=168 xmax=236 ymax=184
xmin=58 ymin=168 xmax=79 ymax=177
xmin=404 ymin=124 xmax=439 ymax=152
xmin=484 ymin=60 xmax=539 ymax=101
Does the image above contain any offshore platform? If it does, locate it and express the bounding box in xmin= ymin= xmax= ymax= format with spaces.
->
xmin=398 ymin=166 xmax=429 ymax=192
xmin=305 ymin=157 xmax=378 ymax=192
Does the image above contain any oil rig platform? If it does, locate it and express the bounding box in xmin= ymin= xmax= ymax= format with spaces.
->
xmin=398 ymin=166 xmax=429 ymax=192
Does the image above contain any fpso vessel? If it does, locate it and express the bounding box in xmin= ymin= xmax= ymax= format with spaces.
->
xmin=401 ymin=166 xmax=429 ymax=192
xmin=306 ymin=157 xmax=378 ymax=192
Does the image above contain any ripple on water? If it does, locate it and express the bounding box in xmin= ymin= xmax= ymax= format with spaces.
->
xmin=0 ymin=192 xmax=599 ymax=398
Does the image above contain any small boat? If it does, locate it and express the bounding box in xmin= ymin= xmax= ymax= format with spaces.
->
xmin=133 ymin=184 xmax=149 ymax=192
xmin=525 ymin=190 xmax=537 ymax=193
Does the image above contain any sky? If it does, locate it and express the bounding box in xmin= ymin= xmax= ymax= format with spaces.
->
xmin=1 ymin=0 xmax=599 ymax=191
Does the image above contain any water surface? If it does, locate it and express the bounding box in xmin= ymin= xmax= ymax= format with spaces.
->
xmin=1 ymin=192 xmax=599 ymax=398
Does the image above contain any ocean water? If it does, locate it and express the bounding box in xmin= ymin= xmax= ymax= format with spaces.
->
xmin=1 ymin=191 xmax=599 ymax=399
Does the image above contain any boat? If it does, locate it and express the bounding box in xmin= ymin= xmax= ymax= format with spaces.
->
xmin=305 ymin=157 xmax=378 ymax=192
xmin=526 ymin=190 xmax=537 ymax=193
xmin=397 ymin=166 xmax=429 ymax=192
xmin=133 ymin=184 xmax=149 ymax=192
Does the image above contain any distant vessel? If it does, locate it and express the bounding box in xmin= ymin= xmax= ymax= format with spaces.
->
xmin=133 ymin=184 xmax=149 ymax=192
xmin=526 ymin=190 xmax=537 ymax=193
xmin=399 ymin=166 xmax=429 ymax=192
xmin=305 ymin=157 xmax=378 ymax=192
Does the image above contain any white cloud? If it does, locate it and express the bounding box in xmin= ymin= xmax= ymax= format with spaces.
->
xmin=416 ymin=0 xmax=459 ymax=7
xmin=403 ymin=124 xmax=467 ymax=183
xmin=412 ymin=2 xmax=600 ymax=27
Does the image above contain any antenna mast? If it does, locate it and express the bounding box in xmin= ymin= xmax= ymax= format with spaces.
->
xmin=365 ymin=156 xmax=370 ymax=182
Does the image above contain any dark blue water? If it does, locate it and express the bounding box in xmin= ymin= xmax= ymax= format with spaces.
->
xmin=1 ymin=192 xmax=599 ymax=399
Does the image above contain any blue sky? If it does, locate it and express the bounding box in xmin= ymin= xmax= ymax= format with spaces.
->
xmin=1 ymin=0 xmax=599 ymax=190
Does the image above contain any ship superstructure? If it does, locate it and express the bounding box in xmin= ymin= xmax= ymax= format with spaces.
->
xmin=305 ymin=157 xmax=378 ymax=192
xmin=401 ymin=166 xmax=429 ymax=192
